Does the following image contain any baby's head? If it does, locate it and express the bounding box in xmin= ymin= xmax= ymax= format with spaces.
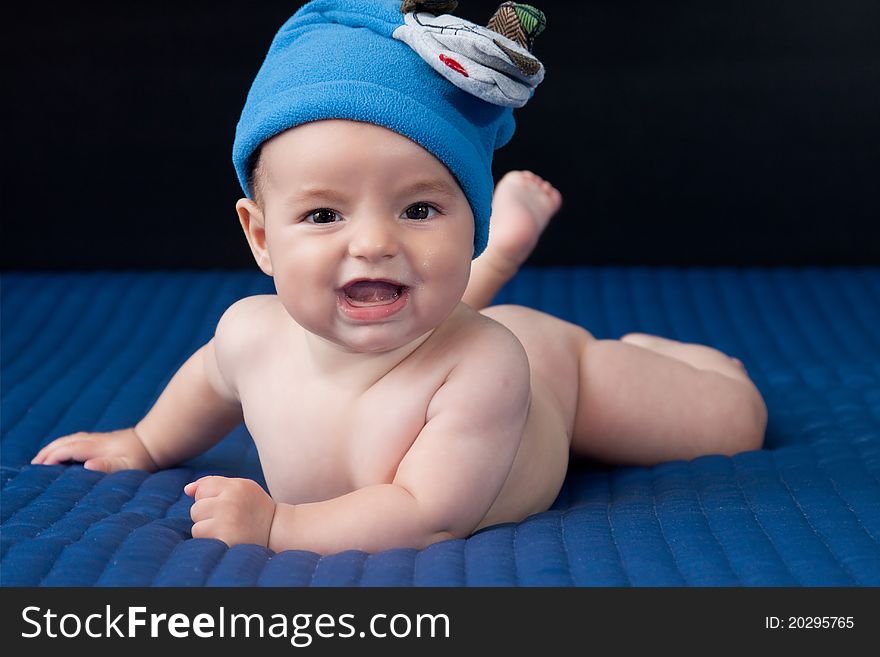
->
xmin=231 ymin=0 xmax=545 ymax=350
xmin=234 ymin=0 xmax=546 ymax=253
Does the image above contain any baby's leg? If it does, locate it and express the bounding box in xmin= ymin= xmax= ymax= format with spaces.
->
xmin=619 ymin=333 xmax=752 ymax=381
xmin=571 ymin=336 xmax=767 ymax=465
xmin=463 ymin=171 xmax=562 ymax=309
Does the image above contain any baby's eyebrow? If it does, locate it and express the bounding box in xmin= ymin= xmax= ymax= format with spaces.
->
xmin=286 ymin=180 xmax=458 ymax=206
xmin=285 ymin=188 xmax=347 ymax=205
xmin=397 ymin=179 xmax=458 ymax=198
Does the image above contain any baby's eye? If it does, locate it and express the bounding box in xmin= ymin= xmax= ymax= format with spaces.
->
xmin=403 ymin=203 xmax=438 ymax=221
xmin=307 ymin=209 xmax=341 ymax=224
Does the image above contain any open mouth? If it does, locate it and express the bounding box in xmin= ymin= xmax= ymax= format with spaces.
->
xmin=342 ymin=280 xmax=407 ymax=307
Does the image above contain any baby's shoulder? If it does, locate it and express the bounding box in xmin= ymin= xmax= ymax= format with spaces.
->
xmin=216 ymin=294 xmax=283 ymax=332
xmin=213 ymin=295 xmax=287 ymax=364
xmin=218 ymin=293 xmax=280 ymax=322
xmin=438 ymin=305 xmax=529 ymax=372
xmin=423 ymin=306 xmax=532 ymax=417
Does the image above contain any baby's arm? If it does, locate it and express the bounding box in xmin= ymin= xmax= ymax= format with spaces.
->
xmin=188 ymin=325 xmax=532 ymax=553
xmin=32 ymin=304 xmax=248 ymax=472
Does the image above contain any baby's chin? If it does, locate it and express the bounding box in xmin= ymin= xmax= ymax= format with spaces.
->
xmin=326 ymin=325 xmax=433 ymax=355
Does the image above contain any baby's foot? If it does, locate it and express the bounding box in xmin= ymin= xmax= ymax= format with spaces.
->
xmin=483 ymin=170 xmax=563 ymax=275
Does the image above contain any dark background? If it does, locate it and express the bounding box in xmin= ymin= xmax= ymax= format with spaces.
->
xmin=3 ymin=0 xmax=879 ymax=270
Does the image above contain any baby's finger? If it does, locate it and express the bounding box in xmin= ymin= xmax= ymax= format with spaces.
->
xmin=185 ymin=475 xmax=227 ymax=500
xmin=32 ymin=433 xmax=87 ymax=464
xmin=38 ymin=439 xmax=101 ymax=465
xmin=191 ymin=519 xmax=225 ymax=544
xmin=189 ymin=497 xmax=220 ymax=524
xmin=83 ymin=457 xmax=127 ymax=473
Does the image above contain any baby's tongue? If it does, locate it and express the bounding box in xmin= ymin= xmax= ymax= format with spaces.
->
xmin=344 ymin=281 xmax=401 ymax=305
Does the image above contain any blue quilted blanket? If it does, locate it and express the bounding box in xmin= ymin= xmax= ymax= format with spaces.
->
xmin=2 ymin=268 xmax=879 ymax=586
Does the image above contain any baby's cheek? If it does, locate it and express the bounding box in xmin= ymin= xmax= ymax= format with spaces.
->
xmin=281 ymin=288 xmax=335 ymax=330
xmin=428 ymin=249 xmax=471 ymax=295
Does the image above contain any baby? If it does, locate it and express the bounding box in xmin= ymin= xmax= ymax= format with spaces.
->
xmin=32 ymin=0 xmax=767 ymax=555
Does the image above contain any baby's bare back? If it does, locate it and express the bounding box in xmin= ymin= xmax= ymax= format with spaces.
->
xmin=219 ymin=296 xmax=573 ymax=529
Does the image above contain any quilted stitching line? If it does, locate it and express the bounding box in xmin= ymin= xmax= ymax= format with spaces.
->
xmin=48 ymin=274 xmax=199 ymax=438
xmin=597 ymin=268 xmax=623 ymax=338
xmin=3 ymin=274 xmax=132 ymax=403
xmin=744 ymin=272 xmax=809 ymax=379
xmin=790 ymin=270 xmax=864 ymax=363
xmin=159 ymin=539 xmax=226 ymax=587
xmin=730 ymin=269 xmax=802 ymax=375
xmin=0 ymin=466 xmax=64 ymax=518
xmin=0 ymin=468 xmax=18 ymax=494
xmin=686 ymin=461 xmax=741 ymax=583
xmin=0 ymin=273 xmax=40 ymax=319
xmin=661 ymin=268 xmax=693 ymax=338
xmin=34 ymin=282 xmax=165 ymax=439
xmin=624 ymin=268 xmax=660 ymax=337
xmin=649 ymin=469 xmax=689 ymax=585
xmin=201 ymin=541 xmax=230 ymax=587
xmin=683 ymin=268 xmax=739 ymax=357
xmin=667 ymin=267 xmax=702 ymax=342
xmin=855 ymin=268 xmax=880 ymax=316
xmin=558 ymin=511 xmax=575 ymax=586
xmin=3 ymin=468 xmax=101 ymax=545
xmin=729 ymin=458 xmax=802 ymax=585
xmin=78 ymin=473 xmax=155 ymax=586
xmin=1 ymin=274 xmax=67 ymax=371
xmin=827 ymin=269 xmax=880 ymax=356
xmin=27 ymin=473 xmax=105 ymax=542
xmin=623 ymin=267 xmax=646 ymax=336
xmin=6 ymin=275 xmax=154 ymax=439
xmin=352 ymin=552 xmax=367 ymax=587
xmin=850 ymin=436 xmax=880 ymax=489
xmin=307 ymin=555 xmax=318 ymax=587
xmin=770 ymin=449 xmax=859 ymax=584
xmin=2 ymin=274 xmax=77 ymax=371
xmin=84 ymin=274 xmax=220 ymax=435
xmin=701 ymin=269 xmax=761 ymax=364
xmin=511 ymin=521 xmax=520 ymax=587
xmin=572 ymin=268 xmax=608 ymax=338
xmin=461 ymin=536 xmax=469 ymax=586
xmin=812 ymin=441 xmax=880 ymax=544
xmin=705 ymin=270 xmax=777 ymax=382
xmin=605 ymin=479 xmax=632 ymax=586
xmin=765 ymin=270 xmax=833 ymax=361
xmin=157 ymin=486 xmax=186 ymax=522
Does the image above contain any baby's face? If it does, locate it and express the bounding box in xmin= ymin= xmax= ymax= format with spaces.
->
xmin=250 ymin=120 xmax=474 ymax=353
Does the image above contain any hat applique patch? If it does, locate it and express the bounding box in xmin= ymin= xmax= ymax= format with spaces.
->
xmin=393 ymin=2 xmax=545 ymax=108
xmin=439 ymin=53 xmax=469 ymax=76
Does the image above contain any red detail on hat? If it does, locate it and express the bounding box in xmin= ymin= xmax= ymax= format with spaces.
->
xmin=439 ymin=54 xmax=468 ymax=77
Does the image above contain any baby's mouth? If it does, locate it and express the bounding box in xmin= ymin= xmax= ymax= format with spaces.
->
xmin=342 ymin=280 xmax=407 ymax=307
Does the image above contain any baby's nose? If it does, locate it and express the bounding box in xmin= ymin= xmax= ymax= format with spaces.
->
xmin=347 ymin=217 xmax=400 ymax=261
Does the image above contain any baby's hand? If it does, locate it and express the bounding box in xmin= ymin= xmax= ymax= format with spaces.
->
xmin=30 ymin=428 xmax=159 ymax=473
xmin=185 ymin=476 xmax=277 ymax=548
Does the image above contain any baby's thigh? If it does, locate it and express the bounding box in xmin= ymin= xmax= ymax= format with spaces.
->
xmin=480 ymin=304 xmax=592 ymax=424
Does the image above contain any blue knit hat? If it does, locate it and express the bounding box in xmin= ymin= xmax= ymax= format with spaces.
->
xmin=232 ymin=0 xmax=546 ymax=257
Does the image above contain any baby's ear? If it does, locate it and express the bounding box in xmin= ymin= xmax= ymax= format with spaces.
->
xmin=235 ymin=198 xmax=273 ymax=276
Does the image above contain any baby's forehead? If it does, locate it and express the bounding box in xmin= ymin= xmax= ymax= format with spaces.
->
xmin=260 ymin=120 xmax=466 ymax=195
xmin=263 ymin=119 xmax=431 ymax=158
